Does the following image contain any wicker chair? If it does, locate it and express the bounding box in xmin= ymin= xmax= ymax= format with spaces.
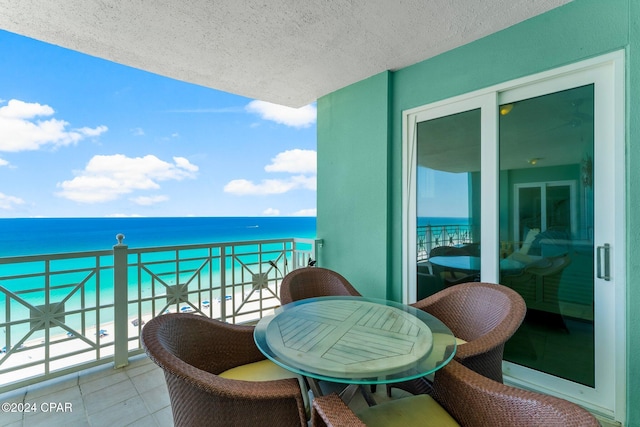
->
xmin=311 ymin=359 xmax=600 ymax=427
xmin=141 ymin=313 xmax=307 ymax=427
xmin=388 ymin=281 xmax=527 ymax=396
xmin=279 ymin=267 xmax=360 ymax=305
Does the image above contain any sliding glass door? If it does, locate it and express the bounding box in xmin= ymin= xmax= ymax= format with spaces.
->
xmin=499 ymin=84 xmax=595 ymax=386
xmin=402 ymin=52 xmax=624 ymax=417
xmin=415 ymin=109 xmax=481 ymax=299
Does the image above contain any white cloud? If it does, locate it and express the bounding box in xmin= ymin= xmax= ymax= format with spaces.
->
xmin=0 ymin=192 xmax=25 ymax=210
xmin=262 ymin=208 xmax=280 ymax=216
xmin=131 ymin=127 xmax=145 ymax=136
xmin=56 ymin=154 xmax=198 ymax=203
xmin=224 ymin=148 xmax=316 ymax=196
xmin=265 ymin=149 xmax=316 ymax=174
xmin=174 ymin=156 xmax=199 ymax=172
xmin=0 ymin=158 xmax=9 ymax=167
xmin=130 ymin=195 xmax=170 ymax=206
xmin=245 ymin=100 xmax=316 ymax=128
xmin=290 ymin=174 xmax=316 ymax=191
xmin=77 ymin=125 xmax=108 ymax=137
xmin=223 ymin=174 xmax=316 ymax=195
xmin=0 ymin=99 xmax=107 ymax=152
xmin=223 ymin=178 xmax=299 ymax=195
xmin=292 ymin=208 xmax=316 ymax=216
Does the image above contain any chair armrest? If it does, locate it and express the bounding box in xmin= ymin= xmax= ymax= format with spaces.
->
xmin=311 ymin=393 xmax=365 ymax=427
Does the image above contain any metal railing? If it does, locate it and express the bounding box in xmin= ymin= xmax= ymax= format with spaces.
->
xmin=417 ymin=224 xmax=477 ymax=261
xmin=0 ymin=236 xmax=318 ymax=393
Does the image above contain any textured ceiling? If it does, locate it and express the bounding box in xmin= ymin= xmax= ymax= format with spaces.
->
xmin=0 ymin=0 xmax=570 ymax=107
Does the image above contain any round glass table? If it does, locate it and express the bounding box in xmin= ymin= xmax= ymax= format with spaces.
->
xmin=254 ymin=296 xmax=456 ymax=404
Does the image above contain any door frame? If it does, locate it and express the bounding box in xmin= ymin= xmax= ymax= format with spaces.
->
xmin=401 ymin=50 xmax=625 ymax=422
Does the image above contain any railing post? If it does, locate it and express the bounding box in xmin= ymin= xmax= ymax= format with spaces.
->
xmin=113 ymin=234 xmax=129 ymax=368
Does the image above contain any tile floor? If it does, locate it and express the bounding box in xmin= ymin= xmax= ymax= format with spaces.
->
xmin=0 ymin=354 xmax=172 ymax=427
xmin=0 ymin=355 xmax=405 ymax=427
xmin=0 ymin=356 xmax=617 ymax=427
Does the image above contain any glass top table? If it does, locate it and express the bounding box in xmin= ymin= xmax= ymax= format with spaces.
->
xmin=428 ymin=255 xmax=533 ymax=274
xmin=254 ymin=296 xmax=457 ymax=387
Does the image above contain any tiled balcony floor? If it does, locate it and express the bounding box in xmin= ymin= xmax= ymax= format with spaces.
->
xmin=0 ymin=355 xmax=407 ymax=427
xmin=0 ymin=355 xmax=172 ymax=427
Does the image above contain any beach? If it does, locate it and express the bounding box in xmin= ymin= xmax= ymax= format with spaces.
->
xmin=0 ymin=288 xmax=279 ymax=386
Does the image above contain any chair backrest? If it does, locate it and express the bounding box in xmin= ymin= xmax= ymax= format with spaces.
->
xmin=311 ymin=360 xmax=599 ymax=427
xmin=412 ymin=282 xmax=527 ymax=382
xmin=431 ymin=360 xmax=600 ymax=427
xmin=279 ymin=267 xmax=360 ymax=305
xmin=141 ymin=313 xmax=307 ymax=427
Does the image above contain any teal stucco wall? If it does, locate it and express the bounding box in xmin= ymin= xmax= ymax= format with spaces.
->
xmin=316 ymin=72 xmax=391 ymax=299
xmin=317 ymin=0 xmax=638 ymax=423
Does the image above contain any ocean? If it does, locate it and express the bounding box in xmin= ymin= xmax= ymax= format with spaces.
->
xmin=0 ymin=216 xmax=317 ymax=337
xmin=0 ymin=216 xmax=317 ymax=257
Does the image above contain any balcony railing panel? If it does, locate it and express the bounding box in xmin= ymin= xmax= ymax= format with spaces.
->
xmin=417 ymin=224 xmax=477 ymax=261
xmin=0 ymin=237 xmax=316 ymax=393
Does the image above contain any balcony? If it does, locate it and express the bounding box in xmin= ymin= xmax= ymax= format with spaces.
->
xmin=417 ymin=223 xmax=477 ymax=261
xmin=0 ymin=236 xmax=318 ymax=394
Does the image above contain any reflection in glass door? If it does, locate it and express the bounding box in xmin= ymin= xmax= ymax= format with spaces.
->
xmin=415 ymin=109 xmax=481 ymax=300
xmin=499 ymin=85 xmax=595 ymax=386
xmin=405 ymin=52 xmax=623 ymax=416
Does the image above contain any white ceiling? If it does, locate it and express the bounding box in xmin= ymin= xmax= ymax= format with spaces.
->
xmin=0 ymin=0 xmax=570 ymax=107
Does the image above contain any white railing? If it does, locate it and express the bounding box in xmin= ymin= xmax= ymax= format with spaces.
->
xmin=0 ymin=236 xmax=318 ymax=393
xmin=417 ymin=224 xmax=477 ymax=261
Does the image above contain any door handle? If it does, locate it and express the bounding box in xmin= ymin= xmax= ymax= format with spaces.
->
xmin=597 ymin=244 xmax=611 ymax=281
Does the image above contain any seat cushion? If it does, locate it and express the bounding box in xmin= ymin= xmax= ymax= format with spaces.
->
xmin=220 ymin=359 xmax=310 ymax=415
xmin=357 ymin=394 xmax=460 ymax=427
xmin=220 ymin=359 xmax=298 ymax=381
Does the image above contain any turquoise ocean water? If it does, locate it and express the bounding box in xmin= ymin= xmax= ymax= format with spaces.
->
xmin=0 ymin=217 xmax=316 ymax=336
xmin=0 ymin=216 xmax=317 ymax=257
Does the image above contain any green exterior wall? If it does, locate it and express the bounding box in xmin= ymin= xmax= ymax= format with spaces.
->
xmin=316 ymin=72 xmax=391 ymax=299
xmin=317 ymin=0 xmax=639 ymax=423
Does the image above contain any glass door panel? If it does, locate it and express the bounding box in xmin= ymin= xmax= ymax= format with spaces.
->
xmin=416 ymin=109 xmax=481 ymax=300
xmin=499 ymin=85 xmax=595 ymax=386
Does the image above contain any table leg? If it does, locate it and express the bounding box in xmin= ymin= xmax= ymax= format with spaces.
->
xmin=307 ymin=378 xmax=378 ymax=407
xmin=358 ymin=385 xmax=378 ymax=407
xmin=307 ymin=377 xmax=324 ymax=399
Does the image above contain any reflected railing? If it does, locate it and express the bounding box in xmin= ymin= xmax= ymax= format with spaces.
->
xmin=0 ymin=236 xmax=318 ymax=393
xmin=417 ymin=224 xmax=477 ymax=261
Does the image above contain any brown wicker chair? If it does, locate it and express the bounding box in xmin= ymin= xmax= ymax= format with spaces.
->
xmin=311 ymin=359 xmax=600 ymax=427
xmin=141 ymin=313 xmax=307 ymax=427
xmin=279 ymin=267 xmax=360 ymax=305
xmin=388 ymin=281 xmax=527 ymax=396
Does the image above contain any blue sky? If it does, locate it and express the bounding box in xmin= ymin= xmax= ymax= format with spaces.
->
xmin=0 ymin=30 xmax=317 ymax=218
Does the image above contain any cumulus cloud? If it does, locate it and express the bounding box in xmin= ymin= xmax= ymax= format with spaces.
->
xmin=224 ymin=178 xmax=299 ymax=195
xmin=130 ymin=195 xmax=170 ymax=206
xmin=292 ymin=208 xmax=316 ymax=216
xmin=262 ymin=208 xmax=280 ymax=216
xmin=0 ymin=192 xmax=25 ymax=210
xmin=56 ymin=154 xmax=198 ymax=203
xmin=245 ymin=100 xmax=316 ymax=128
xmin=224 ymin=174 xmax=316 ymax=195
xmin=224 ymin=148 xmax=316 ymax=196
xmin=0 ymin=158 xmax=9 ymax=167
xmin=0 ymin=99 xmax=107 ymax=152
xmin=265 ymin=149 xmax=316 ymax=174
